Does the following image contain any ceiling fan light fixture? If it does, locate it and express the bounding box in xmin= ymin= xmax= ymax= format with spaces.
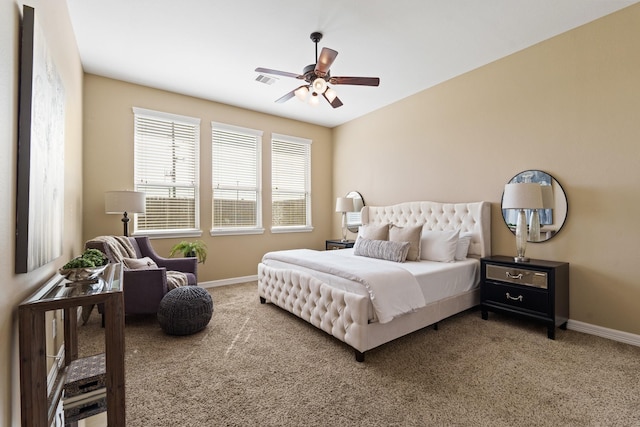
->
xmin=255 ymin=31 xmax=379 ymax=109
xmin=295 ymin=86 xmax=309 ymax=101
xmin=325 ymin=87 xmax=337 ymax=102
xmin=312 ymin=77 xmax=327 ymax=94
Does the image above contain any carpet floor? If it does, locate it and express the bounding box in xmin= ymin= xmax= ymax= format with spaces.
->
xmin=77 ymin=282 xmax=640 ymax=426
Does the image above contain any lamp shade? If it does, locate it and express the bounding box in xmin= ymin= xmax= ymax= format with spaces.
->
xmin=502 ymin=183 xmax=543 ymax=210
xmin=105 ymin=190 xmax=146 ymax=214
xmin=335 ymin=197 xmax=354 ymax=213
xmin=541 ymin=185 xmax=554 ymax=209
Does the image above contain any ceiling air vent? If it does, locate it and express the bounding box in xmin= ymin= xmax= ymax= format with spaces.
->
xmin=255 ymin=74 xmax=277 ymax=85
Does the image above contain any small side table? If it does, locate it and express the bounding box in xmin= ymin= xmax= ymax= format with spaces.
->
xmin=480 ymin=255 xmax=569 ymax=339
xmin=326 ymin=239 xmax=355 ymax=250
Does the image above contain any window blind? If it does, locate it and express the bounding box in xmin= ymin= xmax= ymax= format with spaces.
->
xmin=271 ymin=134 xmax=311 ymax=228
xmin=212 ymin=123 xmax=262 ymax=231
xmin=133 ymin=107 xmax=200 ymax=233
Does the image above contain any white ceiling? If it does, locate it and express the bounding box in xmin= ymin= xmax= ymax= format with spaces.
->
xmin=66 ymin=0 xmax=638 ymax=128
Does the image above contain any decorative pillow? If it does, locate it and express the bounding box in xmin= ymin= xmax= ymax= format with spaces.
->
xmin=455 ymin=233 xmax=472 ymax=261
xmin=358 ymin=223 xmax=389 ymax=241
xmin=353 ymin=237 xmax=410 ymax=263
xmin=122 ymin=256 xmax=158 ymax=270
xmin=389 ymin=224 xmax=423 ymax=261
xmin=419 ymin=229 xmax=460 ymax=262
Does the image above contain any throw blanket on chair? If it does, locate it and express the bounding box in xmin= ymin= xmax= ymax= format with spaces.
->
xmin=166 ymin=271 xmax=188 ymax=290
xmin=91 ymin=236 xmax=188 ymax=290
xmin=93 ymin=235 xmax=137 ymax=261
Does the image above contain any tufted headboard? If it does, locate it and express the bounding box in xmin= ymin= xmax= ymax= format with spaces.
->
xmin=360 ymin=201 xmax=491 ymax=258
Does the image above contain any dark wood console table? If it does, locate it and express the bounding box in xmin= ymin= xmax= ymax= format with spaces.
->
xmin=18 ymin=263 xmax=125 ymax=427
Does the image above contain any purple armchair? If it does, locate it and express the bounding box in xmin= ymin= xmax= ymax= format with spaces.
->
xmin=85 ymin=236 xmax=198 ymax=317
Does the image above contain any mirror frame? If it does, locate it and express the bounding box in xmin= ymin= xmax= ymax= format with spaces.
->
xmin=345 ymin=191 xmax=365 ymax=233
xmin=501 ymin=170 xmax=568 ymax=243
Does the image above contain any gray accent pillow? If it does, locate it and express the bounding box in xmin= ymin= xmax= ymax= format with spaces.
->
xmin=353 ymin=237 xmax=410 ymax=263
xmin=358 ymin=223 xmax=389 ymax=240
xmin=389 ymin=224 xmax=423 ymax=261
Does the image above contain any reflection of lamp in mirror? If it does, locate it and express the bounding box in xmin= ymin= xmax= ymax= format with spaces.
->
xmin=105 ymin=190 xmax=146 ymax=237
xmin=529 ymin=184 xmax=555 ymax=242
xmin=335 ymin=197 xmax=354 ymax=242
xmin=502 ymin=183 xmax=543 ymax=262
xmin=534 ymin=184 xmax=555 ymax=241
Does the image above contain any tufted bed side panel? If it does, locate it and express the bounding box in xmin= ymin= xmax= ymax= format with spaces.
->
xmin=258 ymin=263 xmax=370 ymax=352
xmin=361 ymin=201 xmax=491 ymax=258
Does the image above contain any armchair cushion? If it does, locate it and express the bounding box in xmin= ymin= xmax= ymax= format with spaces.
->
xmin=122 ymin=257 xmax=158 ymax=270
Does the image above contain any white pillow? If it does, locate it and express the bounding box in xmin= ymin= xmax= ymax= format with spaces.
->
xmin=455 ymin=233 xmax=472 ymax=261
xmin=389 ymin=224 xmax=423 ymax=261
xmin=420 ymin=229 xmax=460 ymax=262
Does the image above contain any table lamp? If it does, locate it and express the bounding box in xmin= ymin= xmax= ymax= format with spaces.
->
xmin=502 ymin=183 xmax=543 ymax=262
xmin=335 ymin=197 xmax=354 ymax=242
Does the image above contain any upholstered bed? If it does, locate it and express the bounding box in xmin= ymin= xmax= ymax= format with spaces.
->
xmin=258 ymin=201 xmax=491 ymax=362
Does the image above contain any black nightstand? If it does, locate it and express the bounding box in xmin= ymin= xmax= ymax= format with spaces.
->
xmin=480 ymin=255 xmax=569 ymax=339
xmin=326 ymin=239 xmax=355 ymax=250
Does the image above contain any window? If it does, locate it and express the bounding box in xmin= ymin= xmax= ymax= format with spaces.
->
xmin=271 ymin=133 xmax=312 ymax=232
xmin=133 ymin=107 xmax=200 ymax=236
xmin=211 ymin=122 xmax=263 ymax=235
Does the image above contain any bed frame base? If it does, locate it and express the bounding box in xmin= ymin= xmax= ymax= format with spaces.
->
xmin=258 ymin=262 xmax=480 ymax=362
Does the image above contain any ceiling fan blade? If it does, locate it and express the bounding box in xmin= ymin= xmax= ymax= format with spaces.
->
xmin=275 ymin=85 xmax=307 ymax=103
xmin=315 ymin=48 xmax=338 ymax=75
xmin=323 ymin=92 xmax=343 ymax=108
xmin=255 ymin=67 xmax=303 ymax=79
xmin=275 ymin=89 xmax=296 ymax=104
xmin=330 ymin=76 xmax=380 ymax=86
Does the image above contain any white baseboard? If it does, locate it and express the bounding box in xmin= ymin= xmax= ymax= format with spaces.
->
xmin=567 ymin=319 xmax=640 ymax=347
xmin=199 ymin=274 xmax=258 ymax=289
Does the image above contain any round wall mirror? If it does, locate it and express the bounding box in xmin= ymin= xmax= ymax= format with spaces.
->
xmin=501 ymin=170 xmax=568 ymax=242
xmin=345 ymin=191 xmax=365 ymax=233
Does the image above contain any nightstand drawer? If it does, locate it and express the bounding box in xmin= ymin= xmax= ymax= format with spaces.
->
xmin=482 ymin=282 xmax=548 ymax=314
xmin=486 ymin=264 xmax=548 ymax=289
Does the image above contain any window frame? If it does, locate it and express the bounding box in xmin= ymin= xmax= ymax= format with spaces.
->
xmin=210 ymin=122 xmax=264 ymax=236
xmin=270 ymin=133 xmax=313 ymax=234
xmin=132 ymin=107 xmax=201 ymax=238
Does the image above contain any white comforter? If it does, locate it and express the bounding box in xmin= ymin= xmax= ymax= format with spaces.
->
xmin=262 ymin=249 xmax=426 ymax=323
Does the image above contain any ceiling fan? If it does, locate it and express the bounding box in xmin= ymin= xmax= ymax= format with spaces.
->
xmin=255 ymin=32 xmax=380 ymax=108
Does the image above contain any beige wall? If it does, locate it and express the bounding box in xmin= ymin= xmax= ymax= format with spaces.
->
xmin=333 ymin=4 xmax=640 ymax=335
xmin=82 ymin=75 xmax=333 ymax=282
xmin=3 ymin=2 xmax=639 ymax=424
xmin=1 ymin=0 xmax=84 ymax=425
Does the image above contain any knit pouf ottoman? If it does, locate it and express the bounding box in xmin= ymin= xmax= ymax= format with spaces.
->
xmin=157 ymin=286 xmax=213 ymax=335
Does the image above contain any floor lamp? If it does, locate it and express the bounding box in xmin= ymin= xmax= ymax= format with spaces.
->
xmin=105 ymin=190 xmax=146 ymax=237
xmin=502 ymin=183 xmax=543 ymax=262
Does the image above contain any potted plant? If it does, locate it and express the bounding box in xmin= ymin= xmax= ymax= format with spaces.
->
xmin=169 ymin=240 xmax=208 ymax=264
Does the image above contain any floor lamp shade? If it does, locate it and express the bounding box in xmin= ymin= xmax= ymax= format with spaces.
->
xmin=105 ymin=190 xmax=146 ymax=236
xmin=502 ymin=183 xmax=543 ymax=262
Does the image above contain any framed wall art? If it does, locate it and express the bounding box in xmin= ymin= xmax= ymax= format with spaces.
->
xmin=16 ymin=6 xmax=66 ymax=273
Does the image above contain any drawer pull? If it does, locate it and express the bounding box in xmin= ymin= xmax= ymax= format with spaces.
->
xmin=505 ymin=272 xmax=523 ymax=280
xmin=505 ymin=292 xmax=523 ymax=302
